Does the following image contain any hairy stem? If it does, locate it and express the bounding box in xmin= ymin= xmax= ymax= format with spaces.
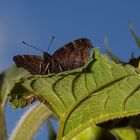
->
xmin=0 ymin=104 xmax=7 ymax=140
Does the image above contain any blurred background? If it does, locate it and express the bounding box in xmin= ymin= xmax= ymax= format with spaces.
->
xmin=0 ymin=1 xmax=140 ymax=139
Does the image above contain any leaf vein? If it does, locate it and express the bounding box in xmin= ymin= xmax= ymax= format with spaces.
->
xmin=122 ymin=82 xmax=140 ymax=111
xmin=103 ymin=94 xmax=110 ymax=113
xmin=52 ymin=76 xmax=67 ymax=108
xmin=64 ymin=74 xmax=134 ymax=125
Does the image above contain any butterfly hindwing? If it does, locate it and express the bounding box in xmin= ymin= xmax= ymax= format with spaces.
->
xmin=13 ymin=54 xmax=51 ymax=75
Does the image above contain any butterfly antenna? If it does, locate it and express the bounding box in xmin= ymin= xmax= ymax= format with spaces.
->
xmin=22 ymin=41 xmax=44 ymax=53
xmin=47 ymin=36 xmax=54 ymax=52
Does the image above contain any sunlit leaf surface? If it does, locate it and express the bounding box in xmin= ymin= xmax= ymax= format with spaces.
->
xmin=10 ymin=48 xmax=140 ymax=139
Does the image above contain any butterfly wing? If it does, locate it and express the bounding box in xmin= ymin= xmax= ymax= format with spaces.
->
xmin=13 ymin=38 xmax=93 ymax=75
xmin=52 ymin=38 xmax=93 ymax=72
xmin=13 ymin=53 xmax=52 ymax=75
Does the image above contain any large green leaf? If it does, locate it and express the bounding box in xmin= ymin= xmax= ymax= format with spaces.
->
xmin=10 ymin=48 xmax=140 ymax=140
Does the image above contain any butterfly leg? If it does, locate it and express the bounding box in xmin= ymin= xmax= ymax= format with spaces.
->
xmin=59 ymin=64 xmax=63 ymax=72
xmin=47 ymin=68 xmax=50 ymax=74
xmin=39 ymin=62 xmax=42 ymax=74
xmin=43 ymin=63 xmax=50 ymax=74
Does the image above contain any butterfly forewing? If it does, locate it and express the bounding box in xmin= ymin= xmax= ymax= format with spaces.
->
xmin=13 ymin=54 xmax=51 ymax=75
xmin=52 ymin=38 xmax=93 ymax=72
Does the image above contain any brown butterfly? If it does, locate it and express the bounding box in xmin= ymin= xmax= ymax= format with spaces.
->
xmin=13 ymin=38 xmax=93 ymax=75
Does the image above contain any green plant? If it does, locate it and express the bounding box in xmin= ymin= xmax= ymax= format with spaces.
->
xmin=1 ymin=23 xmax=140 ymax=140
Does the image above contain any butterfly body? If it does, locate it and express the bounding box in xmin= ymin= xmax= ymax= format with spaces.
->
xmin=13 ymin=38 xmax=93 ymax=75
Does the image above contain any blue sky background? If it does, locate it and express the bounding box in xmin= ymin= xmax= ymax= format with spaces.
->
xmin=0 ymin=1 xmax=140 ymax=139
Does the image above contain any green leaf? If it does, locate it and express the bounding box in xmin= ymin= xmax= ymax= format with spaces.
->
xmin=112 ymin=127 xmax=138 ymax=140
xmin=128 ymin=22 xmax=140 ymax=48
xmin=72 ymin=126 xmax=116 ymax=140
xmin=9 ymin=103 xmax=52 ymax=140
xmin=0 ymin=65 xmax=29 ymax=108
xmin=135 ymin=129 xmax=140 ymax=139
xmin=10 ymin=48 xmax=140 ymax=140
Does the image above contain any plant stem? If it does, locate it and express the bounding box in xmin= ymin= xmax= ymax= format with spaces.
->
xmin=56 ymin=118 xmax=65 ymax=140
xmin=0 ymin=104 xmax=7 ymax=140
